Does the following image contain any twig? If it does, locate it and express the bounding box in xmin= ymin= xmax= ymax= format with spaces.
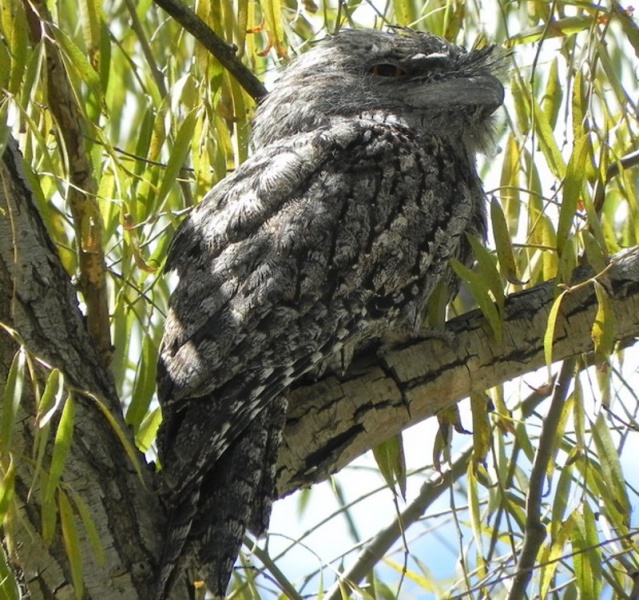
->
xmin=152 ymin=0 xmax=268 ymax=101
xmin=506 ymin=357 xmax=577 ymax=600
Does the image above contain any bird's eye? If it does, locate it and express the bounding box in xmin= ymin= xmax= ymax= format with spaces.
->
xmin=368 ymin=63 xmax=407 ymax=77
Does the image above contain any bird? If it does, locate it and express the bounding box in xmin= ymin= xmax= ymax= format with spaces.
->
xmin=155 ymin=27 xmax=505 ymax=599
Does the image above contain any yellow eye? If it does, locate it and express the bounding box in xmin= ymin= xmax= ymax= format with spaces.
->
xmin=369 ymin=63 xmax=407 ymax=77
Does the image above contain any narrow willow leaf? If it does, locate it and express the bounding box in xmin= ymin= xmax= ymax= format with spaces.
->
xmin=532 ymin=97 xmax=566 ymax=180
xmin=58 ymin=489 xmax=85 ymax=599
xmin=470 ymin=393 xmax=491 ymax=464
xmin=35 ymin=369 xmax=62 ymax=429
xmin=541 ymin=516 xmax=573 ymax=597
xmin=581 ymin=230 xmax=607 ymax=275
xmin=491 ymin=197 xmax=523 ymax=284
xmin=54 ymin=27 xmax=103 ymax=107
xmin=87 ymin=393 xmax=147 ymax=486
xmin=0 ymin=456 xmax=16 ymax=523
xmin=68 ymin=488 xmax=106 ymax=567
xmin=450 ymin=259 xmax=502 ymax=341
xmin=592 ymin=412 xmax=630 ymax=520
xmin=156 ymin=107 xmax=198 ymax=206
xmin=41 ymin=471 xmax=57 ymax=544
xmin=262 ymin=0 xmax=288 ymax=57
xmin=372 ymin=434 xmax=406 ymax=499
xmin=557 ymin=134 xmax=589 ymax=255
xmin=499 ymin=134 xmax=521 ymax=230
xmin=541 ymin=57 xmax=563 ymax=130
xmin=136 ymin=407 xmax=162 ymax=453
xmin=571 ymin=504 xmax=602 ymax=599
xmin=44 ymin=395 xmax=75 ymax=504
xmin=1 ymin=350 xmax=26 ymax=454
xmin=126 ymin=334 xmax=158 ymax=432
xmin=466 ymin=234 xmax=504 ymax=309
xmin=0 ymin=538 xmax=19 ymax=600
xmin=511 ymin=72 xmax=531 ymax=135
xmin=591 ymin=281 xmax=615 ymax=365
xmin=6 ymin=0 xmax=29 ymax=96
xmin=550 ymin=457 xmax=573 ymax=540
xmin=544 ymin=290 xmax=567 ymax=367
xmin=467 ymin=461 xmax=486 ymax=578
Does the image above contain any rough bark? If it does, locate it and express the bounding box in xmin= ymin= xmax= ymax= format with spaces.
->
xmin=2 ymin=137 xmax=639 ymax=597
xmin=277 ymin=249 xmax=639 ymax=496
xmin=0 ymin=138 xmax=161 ymax=599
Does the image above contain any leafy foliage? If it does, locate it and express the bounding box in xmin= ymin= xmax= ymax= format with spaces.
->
xmin=1 ymin=0 xmax=639 ymax=599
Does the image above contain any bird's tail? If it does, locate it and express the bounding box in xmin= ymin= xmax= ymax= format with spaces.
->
xmin=155 ymin=396 xmax=288 ymax=599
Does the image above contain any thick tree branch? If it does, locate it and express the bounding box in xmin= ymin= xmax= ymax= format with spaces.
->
xmin=0 ymin=138 xmax=162 ymax=599
xmin=276 ymin=248 xmax=639 ymax=497
xmin=152 ymin=0 xmax=268 ymax=101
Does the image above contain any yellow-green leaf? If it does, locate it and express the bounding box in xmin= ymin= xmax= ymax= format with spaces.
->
xmin=450 ymin=258 xmax=503 ymax=341
xmin=156 ymin=107 xmax=198 ymax=207
xmin=44 ymin=395 xmax=75 ymax=504
xmin=557 ymin=134 xmax=590 ymax=255
xmin=544 ymin=289 xmax=567 ymax=367
xmin=470 ymin=393 xmax=491 ymax=464
xmin=1 ymin=350 xmax=26 ymax=455
xmin=591 ymin=281 xmax=615 ymax=364
xmin=58 ymin=489 xmax=85 ymax=599
xmin=571 ymin=504 xmax=602 ymax=599
xmin=491 ymin=197 xmax=523 ymax=285
xmin=0 ymin=456 xmax=16 ymax=522
xmin=68 ymin=488 xmax=106 ymax=567
xmin=592 ymin=411 xmax=630 ymax=520
xmin=372 ymin=433 xmax=406 ymax=499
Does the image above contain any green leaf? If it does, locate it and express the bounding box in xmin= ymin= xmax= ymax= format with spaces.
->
xmin=592 ymin=411 xmax=630 ymax=521
xmin=0 ymin=456 xmax=16 ymax=523
xmin=532 ymin=96 xmax=566 ymax=181
xmin=372 ymin=434 xmax=406 ymax=499
xmin=156 ymin=106 xmax=198 ymax=207
xmin=450 ymin=258 xmax=502 ymax=341
xmin=126 ymin=331 xmax=158 ymax=432
xmin=544 ymin=289 xmax=567 ymax=367
xmin=68 ymin=488 xmax=106 ymax=567
xmin=44 ymin=395 xmax=75 ymax=504
xmin=0 ymin=536 xmax=20 ymax=600
xmin=470 ymin=393 xmax=491 ymax=464
xmin=541 ymin=57 xmax=563 ymax=130
xmin=571 ymin=504 xmax=602 ymax=599
xmin=58 ymin=489 xmax=85 ymax=599
xmin=1 ymin=350 xmax=26 ymax=454
xmin=591 ymin=281 xmax=616 ymax=364
xmin=491 ymin=197 xmax=523 ymax=285
xmin=466 ymin=461 xmax=486 ymax=578
xmin=557 ymin=134 xmax=590 ymax=255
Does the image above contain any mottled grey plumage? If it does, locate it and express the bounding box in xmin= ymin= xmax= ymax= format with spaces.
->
xmin=156 ymin=28 xmax=504 ymax=599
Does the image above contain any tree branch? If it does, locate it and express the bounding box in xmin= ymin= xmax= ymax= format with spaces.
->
xmin=152 ymin=0 xmax=268 ymax=101
xmin=24 ymin=0 xmax=113 ymax=365
xmin=276 ymin=248 xmax=639 ymax=497
xmin=507 ymin=357 xmax=576 ymax=600
xmin=0 ymin=138 xmax=162 ymax=599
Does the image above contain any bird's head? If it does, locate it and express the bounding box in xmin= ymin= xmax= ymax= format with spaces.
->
xmin=252 ymin=28 xmax=506 ymax=152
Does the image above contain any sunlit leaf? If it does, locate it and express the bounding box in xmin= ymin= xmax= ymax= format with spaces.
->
xmin=58 ymin=489 xmax=85 ymax=598
xmin=372 ymin=434 xmax=406 ymax=499
xmin=1 ymin=350 xmax=26 ymax=455
xmin=44 ymin=395 xmax=75 ymax=504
